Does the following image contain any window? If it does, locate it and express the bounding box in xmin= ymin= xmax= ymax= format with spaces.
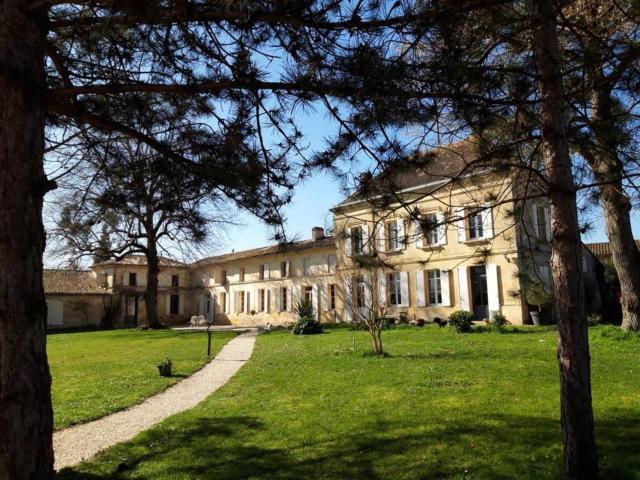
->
xmin=424 ymin=213 xmax=439 ymax=245
xmin=468 ymin=208 xmax=484 ymax=239
xmin=387 ymin=272 xmax=402 ymax=306
xmin=329 ymin=284 xmax=336 ymax=310
xmin=303 ymin=286 xmax=313 ymax=304
xmin=351 ymin=226 xmax=364 ymax=255
xmin=170 ymin=294 xmax=180 ymax=315
xmin=171 ymin=274 xmax=179 ymax=287
xmin=327 ymin=255 xmax=336 ymax=273
xmin=280 ymin=261 xmax=288 ymax=278
xmin=206 ymin=294 xmax=211 ymax=313
xmin=427 ymin=270 xmax=442 ymax=305
xmin=259 ymin=264 xmax=266 ymax=280
xmin=537 ymin=206 xmax=547 ymax=240
xmin=387 ymin=221 xmax=400 ymax=250
xmin=355 ymin=276 xmax=366 ymax=308
xmin=220 ymin=291 xmax=227 ymax=313
xmin=221 ymin=270 xmax=227 ymax=284
xmin=303 ymin=258 xmax=311 ymax=276
xmin=238 ymin=291 xmax=245 ymax=313
xmin=128 ymin=272 xmax=137 ymax=286
xmin=239 ymin=267 xmax=245 ymax=282
xmin=280 ymin=287 xmax=288 ymax=311
xmin=258 ymin=289 xmax=266 ymax=311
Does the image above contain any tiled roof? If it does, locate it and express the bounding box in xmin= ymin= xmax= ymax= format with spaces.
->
xmin=44 ymin=270 xmax=110 ymax=295
xmin=196 ymin=236 xmax=335 ymax=265
xmin=93 ymin=255 xmax=187 ymax=268
xmin=336 ymin=138 xmax=480 ymax=206
xmin=585 ymin=240 xmax=640 ymax=258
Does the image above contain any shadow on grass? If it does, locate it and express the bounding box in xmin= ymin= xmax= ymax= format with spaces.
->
xmin=56 ymin=410 xmax=640 ymax=480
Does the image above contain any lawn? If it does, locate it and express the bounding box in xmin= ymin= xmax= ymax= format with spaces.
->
xmin=49 ymin=329 xmax=238 ymax=430
xmin=57 ymin=325 xmax=640 ymax=479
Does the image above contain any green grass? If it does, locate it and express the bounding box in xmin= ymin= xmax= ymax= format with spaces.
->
xmin=49 ymin=329 xmax=238 ymax=430
xmin=57 ymin=325 xmax=640 ymax=479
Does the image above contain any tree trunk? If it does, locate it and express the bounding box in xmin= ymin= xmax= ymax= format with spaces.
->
xmin=145 ymin=241 xmax=162 ymax=329
xmin=530 ymin=1 xmax=598 ymax=478
xmin=0 ymin=2 xmax=54 ymax=478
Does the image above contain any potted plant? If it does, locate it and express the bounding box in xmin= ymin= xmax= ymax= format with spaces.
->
xmin=157 ymin=358 xmax=172 ymax=377
xmin=525 ymin=281 xmax=552 ymax=326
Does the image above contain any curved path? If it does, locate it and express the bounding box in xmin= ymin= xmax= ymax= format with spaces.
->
xmin=54 ymin=330 xmax=258 ymax=470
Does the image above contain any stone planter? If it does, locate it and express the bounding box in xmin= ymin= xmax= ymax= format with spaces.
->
xmin=157 ymin=359 xmax=172 ymax=377
xmin=530 ymin=311 xmax=541 ymax=326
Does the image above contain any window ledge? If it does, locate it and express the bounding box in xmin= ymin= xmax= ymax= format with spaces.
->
xmin=463 ymin=237 xmax=491 ymax=245
xmin=419 ymin=244 xmax=445 ymax=250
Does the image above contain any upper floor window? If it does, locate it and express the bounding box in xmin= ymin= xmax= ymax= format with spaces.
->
xmin=351 ymin=226 xmax=364 ymax=255
xmin=280 ymin=261 xmax=289 ymax=278
xmin=303 ymin=257 xmax=311 ymax=276
xmin=259 ymin=264 xmax=269 ymax=280
xmin=387 ymin=272 xmax=402 ymax=306
xmin=239 ymin=267 xmax=245 ymax=282
xmin=424 ymin=213 xmax=440 ymax=245
xmin=171 ymin=274 xmax=179 ymax=287
xmin=468 ymin=208 xmax=484 ymax=239
xmin=128 ymin=272 xmax=137 ymax=286
xmin=220 ymin=270 xmax=227 ymax=284
xmin=387 ymin=221 xmax=401 ymax=250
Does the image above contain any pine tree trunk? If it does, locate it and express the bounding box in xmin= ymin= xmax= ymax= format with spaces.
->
xmin=530 ymin=1 xmax=598 ymax=478
xmin=145 ymin=242 xmax=162 ymax=329
xmin=0 ymin=2 xmax=54 ymax=478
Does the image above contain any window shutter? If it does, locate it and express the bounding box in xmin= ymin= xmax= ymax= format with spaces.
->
xmin=397 ymin=219 xmax=406 ymax=250
xmin=441 ymin=269 xmax=451 ymax=306
xmin=313 ymin=284 xmax=320 ymax=315
xmin=544 ymin=207 xmax=552 ymax=241
xmin=364 ymin=277 xmax=372 ymax=309
xmin=436 ymin=212 xmax=447 ymax=245
xmin=378 ymin=273 xmax=387 ymax=306
xmin=456 ymin=208 xmax=466 ymax=243
xmin=288 ymin=287 xmax=294 ymax=311
xmin=377 ymin=222 xmax=386 ymax=252
xmin=286 ymin=261 xmax=291 ymax=277
xmin=344 ymin=227 xmax=352 ymax=257
xmin=245 ymin=291 xmax=250 ymax=313
xmin=399 ymin=271 xmax=409 ymax=307
xmin=415 ymin=271 xmax=426 ymax=307
xmin=362 ymin=224 xmax=370 ymax=253
xmin=344 ymin=278 xmax=353 ymax=322
xmin=321 ymin=283 xmax=328 ymax=311
xmin=414 ymin=220 xmax=424 ymax=248
xmin=456 ymin=267 xmax=470 ymax=311
xmin=482 ymin=205 xmax=493 ymax=238
xmin=264 ymin=264 xmax=270 ymax=279
xmin=265 ymin=289 xmax=270 ymax=312
xmin=530 ymin=203 xmax=539 ymax=237
xmin=165 ymin=294 xmax=171 ymax=315
xmin=486 ymin=263 xmax=501 ymax=314
xmin=254 ymin=289 xmax=259 ymax=311
xmin=293 ymin=284 xmax=301 ymax=307
xmin=274 ymin=288 xmax=281 ymax=312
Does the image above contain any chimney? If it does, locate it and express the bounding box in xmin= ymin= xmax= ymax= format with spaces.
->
xmin=311 ymin=227 xmax=325 ymax=241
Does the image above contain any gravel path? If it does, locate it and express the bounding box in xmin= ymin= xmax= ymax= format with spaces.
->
xmin=53 ymin=330 xmax=258 ymax=471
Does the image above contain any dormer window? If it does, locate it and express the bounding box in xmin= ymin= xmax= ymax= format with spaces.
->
xmin=128 ymin=272 xmax=137 ymax=286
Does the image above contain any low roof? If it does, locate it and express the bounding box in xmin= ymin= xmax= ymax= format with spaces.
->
xmin=93 ymin=255 xmax=187 ymax=268
xmin=196 ymin=236 xmax=335 ymax=266
xmin=336 ymin=138 xmax=479 ymax=207
xmin=44 ymin=270 xmax=110 ymax=296
xmin=585 ymin=240 xmax=640 ymax=258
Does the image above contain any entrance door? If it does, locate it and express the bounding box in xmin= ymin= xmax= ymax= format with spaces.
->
xmin=470 ymin=266 xmax=489 ymax=320
xmin=124 ymin=295 xmax=139 ymax=326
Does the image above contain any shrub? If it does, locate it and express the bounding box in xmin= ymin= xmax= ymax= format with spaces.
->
xmin=587 ymin=313 xmax=602 ymax=326
xmin=295 ymin=300 xmax=315 ymax=320
xmin=491 ymin=311 xmax=507 ymax=326
xmin=448 ymin=310 xmax=474 ymax=333
xmin=292 ymin=316 xmax=323 ymax=335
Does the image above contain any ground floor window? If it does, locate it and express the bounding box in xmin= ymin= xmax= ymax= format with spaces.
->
xmin=280 ymin=287 xmax=288 ymax=312
xmin=258 ymin=289 xmax=266 ymax=312
xmin=238 ymin=291 xmax=245 ymax=313
xmin=329 ymin=284 xmax=336 ymax=310
xmin=170 ymin=294 xmax=180 ymax=315
xmin=303 ymin=285 xmax=313 ymax=304
xmin=387 ymin=272 xmax=402 ymax=306
xmin=355 ymin=276 xmax=366 ymax=308
xmin=220 ymin=291 xmax=227 ymax=314
xmin=427 ymin=270 xmax=442 ymax=305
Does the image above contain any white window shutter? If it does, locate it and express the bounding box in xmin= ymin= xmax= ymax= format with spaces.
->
xmin=274 ymin=288 xmax=281 ymax=312
xmin=286 ymin=261 xmax=291 ymax=278
xmin=377 ymin=223 xmax=386 ymax=252
xmin=486 ymin=263 xmax=500 ymax=314
xmin=441 ymin=269 xmax=451 ymax=306
xmin=293 ymin=284 xmax=301 ymax=307
xmin=457 ymin=267 xmax=470 ymax=311
xmin=362 ymin=224 xmax=370 ymax=253
xmin=165 ymin=294 xmax=171 ymax=315
xmin=265 ymin=263 xmax=270 ymax=279
xmin=400 ymin=271 xmax=409 ymax=307
xmin=397 ymin=219 xmax=406 ymax=250
xmin=436 ymin=212 xmax=447 ymax=245
xmin=288 ymin=287 xmax=294 ymax=311
xmin=313 ymin=283 xmax=320 ymax=315
xmin=364 ymin=277 xmax=372 ymax=309
xmin=482 ymin=205 xmax=493 ymax=238
xmin=414 ymin=220 xmax=424 ymax=248
xmin=345 ymin=227 xmax=352 ymax=257
xmin=179 ymin=295 xmax=184 ymax=315
xmin=245 ymin=291 xmax=250 ymax=313
xmin=378 ymin=273 xmax=387 ymax=306
xmin=530 ymin=203 xmax=539 ymax=237
xmin=456 ymin=208 xmax=466 ymax=243
xmin=344 ymin=278 xmax=353 ymax=322
xmin=415 ymin=271 xmax=426 ymax=307
xmin=544 ymin=207 xmax=552 ymax=241
xmin=321 ymin=284 xmax=328 ymax=311
xmin=254 ymin=289 xmax=259 ymax=311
